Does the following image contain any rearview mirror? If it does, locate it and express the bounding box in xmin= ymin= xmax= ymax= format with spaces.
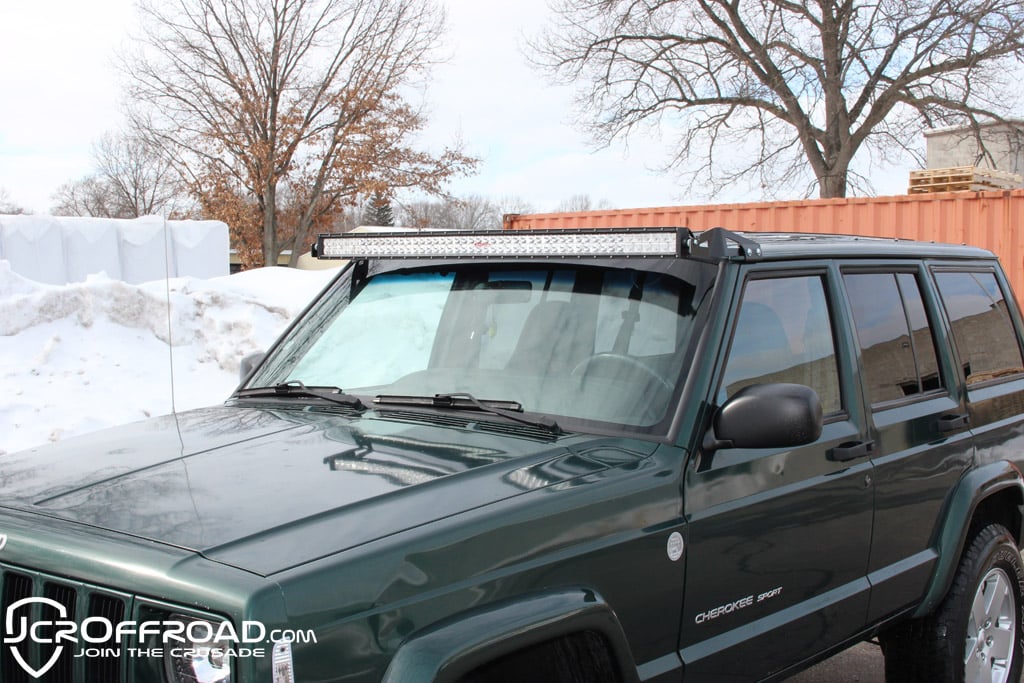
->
xmin=479 ymin=280 xmax=533 ymax=304
xmin=703 ymin=383 xmax=823 ymax=453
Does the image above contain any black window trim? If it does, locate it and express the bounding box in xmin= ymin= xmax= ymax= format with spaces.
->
xmin=839 ymin=265 xmax=949 ymax=412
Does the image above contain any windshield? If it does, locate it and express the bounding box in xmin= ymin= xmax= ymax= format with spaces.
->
xmin=246 ymin=262 xmax=713 ymax=432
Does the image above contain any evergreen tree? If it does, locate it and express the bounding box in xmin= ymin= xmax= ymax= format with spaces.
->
xmin=362 ymin=190 xmax=394 ymax=226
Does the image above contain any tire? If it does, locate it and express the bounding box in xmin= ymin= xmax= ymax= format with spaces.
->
xmin=881 ymin=523 xmax=1024 ymax=683
xmin=456 ymin=631 xmax=621 ymax=683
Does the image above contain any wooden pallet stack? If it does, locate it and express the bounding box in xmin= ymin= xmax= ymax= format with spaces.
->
xmin=908 ymin=166 xmax=1024 ymax=194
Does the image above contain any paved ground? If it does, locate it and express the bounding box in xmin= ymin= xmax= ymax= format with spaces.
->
xmin=787 ymin=641 xmax=884 ymax=682
xmin=788 ymin=642 xmax=1024 ymax=682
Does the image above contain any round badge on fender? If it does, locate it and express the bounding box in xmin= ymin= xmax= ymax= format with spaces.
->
xmin=667 ymin=531 xmax=684 ymax=561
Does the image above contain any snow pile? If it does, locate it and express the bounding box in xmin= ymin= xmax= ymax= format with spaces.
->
xmin=0 ymin=261 xmax=338 ymax=455
xmin=0 ymin=215 xmax=229 ymax=285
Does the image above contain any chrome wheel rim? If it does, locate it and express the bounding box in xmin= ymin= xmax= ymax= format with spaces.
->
xmin=965 ymin=567 xmax=1017 ymax=683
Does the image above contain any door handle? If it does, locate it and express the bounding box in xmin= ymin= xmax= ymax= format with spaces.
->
xmin=829 ymin=440 xmax=875 ymax=462
xmin=935 ymin=413 xmax=970 ymax=433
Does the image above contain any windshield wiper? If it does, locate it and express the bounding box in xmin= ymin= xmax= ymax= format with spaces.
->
xmin=374 ymin=392 xmax=561 ymax=434
xmin=234 ymin=381 xmax=366 ymax=409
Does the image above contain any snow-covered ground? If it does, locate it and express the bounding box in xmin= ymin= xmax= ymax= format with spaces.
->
xmin=0 ymin=260 xmax=339 ymax=455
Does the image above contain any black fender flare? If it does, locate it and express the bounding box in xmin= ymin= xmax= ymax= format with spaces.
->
xmin=913 ymin=460 xmax=1024 ymax=618
xmin=381 ymin=588 xmax=641 ymax=683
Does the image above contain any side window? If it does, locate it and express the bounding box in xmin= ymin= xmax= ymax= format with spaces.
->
xmin=721 ymin=274 xmax=841 ymax=414
xmin=843 ymin=272 xmax=943 ymax=405
xmin=934 ymin=271 xmax=1024 ymax=383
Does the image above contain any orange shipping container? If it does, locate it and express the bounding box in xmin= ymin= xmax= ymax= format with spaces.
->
xmin=504 ymin=189 xmax=1024 ymax=300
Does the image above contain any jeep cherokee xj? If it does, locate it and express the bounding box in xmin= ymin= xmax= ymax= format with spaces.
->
xmin=1 ymin=227 xmax=1023 ymax=683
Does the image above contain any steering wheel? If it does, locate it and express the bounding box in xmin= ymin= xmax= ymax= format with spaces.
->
xmin=571 ymin=353 xmax=675 ymax=395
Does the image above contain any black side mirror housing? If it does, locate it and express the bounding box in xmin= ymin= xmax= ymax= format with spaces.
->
xmin=239 ymin=351 xmax=267 ymax=383
xmin=704 ymin=383 xmax=823 ymax=453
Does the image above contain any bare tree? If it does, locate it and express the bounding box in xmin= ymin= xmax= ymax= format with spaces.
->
xmin=494 ymin=195 xmax=535 ymax=218
xmin=0 ymin=188 xmax=25 ymax=215
xmin=94 ymin=132 xmax=184 ymax=216
xmin=535 ymin=0 xmax=1024 ymax=198
xmin=52 ymin=176 xmax=126 ymax=218
xmin=52 ymin=132 xmax=183 ymax=218
xmin=493 ymin=195 xmax=537 ymax=229
xmin=395 ymin=199 xmax=442 ymax=229
xmin=397 ymin=194 xmax=501 ymax=230
xmin=450 ymin=194 xmax=501 ymax=230
xmin=124 ymin=0 xmax=475 ymax=268
xmin=555 ymin=194 xmax=611 ymax=212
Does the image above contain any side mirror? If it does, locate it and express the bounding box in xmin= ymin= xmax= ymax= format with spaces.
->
xmin=703 ymin=383 xmax=823 ymax=453
xmin=239 ymin=351 xmax=267 ymax=383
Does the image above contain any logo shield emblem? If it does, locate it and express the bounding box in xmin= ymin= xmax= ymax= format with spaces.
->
xmin=5 ymin=596 xmax=68 ymax=679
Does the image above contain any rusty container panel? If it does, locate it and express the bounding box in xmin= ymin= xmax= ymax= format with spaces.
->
xmin=504 ymin=189 xmax=1024 ymax=301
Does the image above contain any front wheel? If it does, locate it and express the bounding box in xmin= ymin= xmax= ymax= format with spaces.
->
xmin=882 ymin=523 xmax=1024 ymax=683
xmin=965 ymin=564 xmax=1018 ymax=682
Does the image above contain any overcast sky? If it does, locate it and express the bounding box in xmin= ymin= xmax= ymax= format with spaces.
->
xmin=0 ymin=0 xmax=911 ymax=216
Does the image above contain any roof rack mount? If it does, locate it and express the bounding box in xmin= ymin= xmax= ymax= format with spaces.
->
xmin=692 ymin=227 xmax=763 ymax=262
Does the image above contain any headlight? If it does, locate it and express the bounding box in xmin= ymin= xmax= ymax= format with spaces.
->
xmin=164 ymin=617 xmax=231 ymax=683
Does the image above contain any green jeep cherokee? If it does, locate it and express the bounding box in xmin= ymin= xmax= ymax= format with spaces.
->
xmin=3 ymin=228 xmax=1024 ymax=683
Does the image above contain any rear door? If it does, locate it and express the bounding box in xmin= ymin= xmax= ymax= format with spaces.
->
xmin=838 ymin=263 xmax=974 ymax=622
xmin=680 ymin=264 xmax=874 ymax=680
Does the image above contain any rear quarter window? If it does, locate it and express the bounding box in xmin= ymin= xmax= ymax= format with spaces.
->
xmin=933 ymin=270 xmax=1024 ymax=384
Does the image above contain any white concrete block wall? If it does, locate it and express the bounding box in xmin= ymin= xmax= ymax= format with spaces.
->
xmin=169 ymin=219 xmax=231 ymax=280
xmin=0 ymin=216 xmax=69 ymax=285
xmin=117 ymin=217 xmax=175 ymax=284
xmin=0 ymin=215 xmax=229 ymax=285
xmin=64 ymin=218 xmax=124 ymax=282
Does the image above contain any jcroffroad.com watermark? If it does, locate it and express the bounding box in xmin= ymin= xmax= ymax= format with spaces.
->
xmin=4 ymin=596 xmax=315 ymax=679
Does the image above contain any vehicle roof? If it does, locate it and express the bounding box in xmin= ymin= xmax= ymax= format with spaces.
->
xmin=728 ymin=231 xmax=996 ymax=261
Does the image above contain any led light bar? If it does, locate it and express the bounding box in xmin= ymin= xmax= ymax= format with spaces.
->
xmin=314 ymin=228 xmax=688 ymax=260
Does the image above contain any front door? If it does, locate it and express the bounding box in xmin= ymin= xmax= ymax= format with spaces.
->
xmin=680 ymin=267 xmax=874 ymax=681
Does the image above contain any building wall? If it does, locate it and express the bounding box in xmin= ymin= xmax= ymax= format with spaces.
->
xmin=925 ymin=122 xmax=1024 ymax=174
